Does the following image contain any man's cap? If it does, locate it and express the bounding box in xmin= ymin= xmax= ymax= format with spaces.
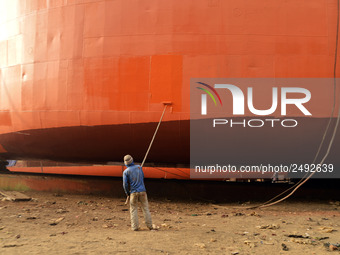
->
xmin=124 ymin=155 xmax=133 ymax=165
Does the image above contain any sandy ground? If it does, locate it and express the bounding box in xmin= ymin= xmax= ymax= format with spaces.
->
xmin=0 ymin=191 xmax=339 ymax=255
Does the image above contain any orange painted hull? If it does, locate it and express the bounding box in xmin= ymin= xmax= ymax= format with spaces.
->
xmin=0 ymin=0 xmax=339 ymax=171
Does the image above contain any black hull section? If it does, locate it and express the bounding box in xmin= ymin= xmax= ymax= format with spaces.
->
xmin=0 ymin=118 xmax=338 ymax=169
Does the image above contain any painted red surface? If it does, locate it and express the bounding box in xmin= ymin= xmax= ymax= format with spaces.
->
xmin=8 ymin=165 xmax=278 ymax=180
xmin=8 ymin=165 xmax=192 ymax=179
xmin=0 ymin=1 xmax=339 ymax=175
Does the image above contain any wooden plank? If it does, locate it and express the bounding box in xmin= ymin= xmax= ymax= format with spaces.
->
xmin=0 ymin=191 xmax=31 ymax=201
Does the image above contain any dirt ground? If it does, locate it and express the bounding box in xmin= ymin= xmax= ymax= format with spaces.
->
xmin=0 ymin=191 xmax=339 ymax=255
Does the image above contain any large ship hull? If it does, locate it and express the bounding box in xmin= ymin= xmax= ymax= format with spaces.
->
xmin=0 ymin=0 xmax=339 ymax=173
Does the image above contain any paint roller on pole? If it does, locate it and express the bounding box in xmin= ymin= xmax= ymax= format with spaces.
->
xmin=125 ymin=101 xmax=172 ymax=205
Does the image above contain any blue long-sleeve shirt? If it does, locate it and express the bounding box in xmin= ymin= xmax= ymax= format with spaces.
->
xmin=123 ymin=163 xmax=146 ymax=196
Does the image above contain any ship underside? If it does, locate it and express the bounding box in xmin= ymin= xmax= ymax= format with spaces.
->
xmin=0 ymin=117 xmax=339 ymax=168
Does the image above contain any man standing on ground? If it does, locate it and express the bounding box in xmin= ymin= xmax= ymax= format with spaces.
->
xmin=123 ymin=154 xmax=153 ymax=231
